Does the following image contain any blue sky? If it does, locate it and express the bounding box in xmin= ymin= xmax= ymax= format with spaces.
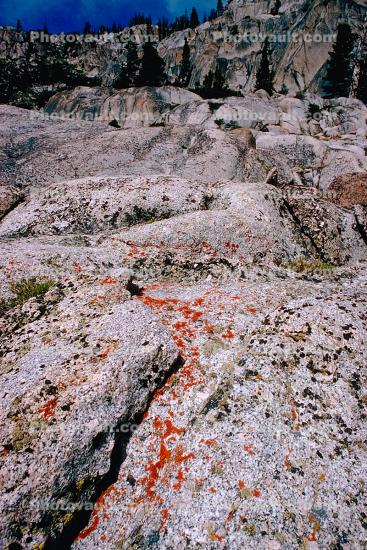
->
xmin=0 ymin=0 xmax=216 ymax=32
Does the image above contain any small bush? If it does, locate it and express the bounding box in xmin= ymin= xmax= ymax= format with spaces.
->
xmin=10 ymin=279 xmax=54 ymax=306
xmin=283 ymin=257 xmax=335 ymax=274
xmin=0 ymin=278 xmax=54 ymax=316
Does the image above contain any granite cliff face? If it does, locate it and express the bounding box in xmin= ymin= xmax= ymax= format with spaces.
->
xmin=1 ymin=0 xmax=366 ymax=95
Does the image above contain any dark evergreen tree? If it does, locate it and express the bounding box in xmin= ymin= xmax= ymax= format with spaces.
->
xmin=270 ymin=0 xmax=281 ymax=15
xmin=158 ymin=17 xmax=170 ymax=40
xmin=114 ymin=66 xmax=129 ymax=89
xmin=203 ymin=70 xmax=214 ymax=89
xmin=255 ymin=37 xmax=274 ymax=95
xmin=213 ymin=64 xmax=226 ymax=91
xmin=16 ymin=19 xmax=22 ymax=32
xmin=179 ymin=37 xmax=192 ymax=87
xmin=83 ymin=21 xmax=92 ymax=34
xmin=190 ymin=7 xmax=200 ymax=29
xmin=356 ymin=59 xmax=367 ymax=104
xmin=208 ymin=9 xmax=217 ymax=21
xmin=138 ymin=39 xmax=165 ymax=87
xmin=216 ymin=0 xmax=224 ymax=16
xmin=323 ymin=23 xmax=356 ymax=98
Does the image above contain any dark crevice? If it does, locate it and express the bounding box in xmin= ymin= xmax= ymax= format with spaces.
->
xmin=126 ymin=277 xmax=142 ymax=297
xmin=354 ymin=208 xmax=367 ymax=247
xmin=43 ymin=354 xmax=184 ymax=550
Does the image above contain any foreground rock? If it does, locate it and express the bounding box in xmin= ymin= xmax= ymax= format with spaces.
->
xmin=0 ymin=273 xmax=179 ymax=548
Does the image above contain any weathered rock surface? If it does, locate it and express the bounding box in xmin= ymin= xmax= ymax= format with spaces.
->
xmin=326 ymin=172 xmax=367 ymax=208
xmin=44 ymin=86 xmax=201 ymax=129
xmin=0 ymin=273 xmax=179 ymax=548
xmin=0 ymin=104 xmax=367 ymax=549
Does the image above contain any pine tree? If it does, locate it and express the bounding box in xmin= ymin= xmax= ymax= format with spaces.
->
xmin=323 ymin=23 xmax=356 ymax=98
xmin=255 ymin=37 xmax=274 ymax=95
xmin=203 ymin=70 xmax=214 ymax=89
xmin=16 ymin=19 xmax=22 ymax=32
xmin=216 ymin=0 xmax=224 ymax=16
xmin=179 ymin=37 xmax=192 ymax=87
xmin=190 ymin=7 xmax=200 ymax=29
xmin=356 ymin=59 xmax=367 ymax=104
xmin=138 ymin=39 xmax=166 ymax=87
xmin=213 ymin=64 xmax=226 ymax=91
xmin=114 ymin=67 xmax=130 ymax=89
xmin=83 ymin=21 xmax=92 ymax=34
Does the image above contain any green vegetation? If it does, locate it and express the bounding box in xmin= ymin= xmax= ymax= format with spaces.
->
xmin=0 ymin=42 xmax=99 ymax=108
xmin=282 ymin=257 xmax=335 ymax=274
xmin=0 ymin=278 xmax=54 ymax=316
xmin=178 ymin=38 xmax=192 ymax=87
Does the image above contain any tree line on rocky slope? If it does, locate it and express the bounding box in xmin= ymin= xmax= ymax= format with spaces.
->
xmin=0 ymin=42 xmax=100 ymax=107
xmin=253 ymin=22 xmax=366 ymax=103
xmin=1 ymin=16 xmax=366 ymax=108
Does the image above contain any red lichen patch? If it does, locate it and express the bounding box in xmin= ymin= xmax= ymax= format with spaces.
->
xmin=98 ymin=347 xmax=110 ymax=360
xmin=153 ymin=417 xmax=164 ymax=432
xmin=252 ymin=488 xmax=261 ymax=498
xmin=238 ymin=480 xmax=246 ymax=490
xmin=306 ymin=532 xmax=317 ymax=542
xmin=225 ymin=242 xmax=240 ymax=252
xmin=290 ymin=400 xmax=300 ymax=432
xmin=174 ymin=445 xmax=196 ymax=465
xmin=160 ymin=508 xmax=170 ymax=527
xmin=72 ymin=261 xmax=83 ymax=273
xmin=163 ymin=419 xmax=185 ymax=439
xmin=99 ymin=277 xmax=118 ymax=285
xmin=75 ymin=485 xmax=122 ymax=541
xmin=210 ymin=532 xmax=225 ymax=542
xmin=200 ymin=439 xmax=218 ymax=448
xmin=38 ymin=397 xmax=57 ymax=420
xmin=76 ymin=512 xmax=99 ymax=540
xmin=222 ymin=328 xmax=234 ymax=340
xmin=243 ymin=444 xmax=255 ymax=456
xmin=246 ymin=306 xmax=257 ymax=315
xmin=284 ymin=449 xmax=293 ymax=470
xmin=208 ymin=487 xmax=217 ymax=494
xmin=172 ymin=468 xmax=186 ymax=490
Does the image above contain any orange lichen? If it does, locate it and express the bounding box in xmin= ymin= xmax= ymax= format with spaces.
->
xmin=200 ymin=439 xmax=218 ymax=448
xmin=160 ymin=508 xmax=170 ymax=526
xmin=75 ymin=513 xmax=99 ymax=540
xmin=98 ymin=347 xmax=110 ymax=360
xmin=38 ymin=397 xmax=57 ymax=419
xmin=252 ymin=488 xmax=261 ymax=498
xmin=243 ymin=444 xmax=255 ymax=456
xmin=163 ymin=419 xmax=185 ymax=439
xmin=99 ymin=277 xmax=118 ymax=285
xmin=246 ymin=306 xmax=257 ymax=315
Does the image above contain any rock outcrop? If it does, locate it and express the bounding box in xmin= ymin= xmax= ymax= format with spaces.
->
xmin=0 ymin=103 xmax=366 ymax=549
xmin=1 ymin=0 xmax=366 ymax=96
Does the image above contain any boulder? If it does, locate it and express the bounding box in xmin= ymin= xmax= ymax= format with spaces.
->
xmin=325 ymin=172 xmax=367 ymax=209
